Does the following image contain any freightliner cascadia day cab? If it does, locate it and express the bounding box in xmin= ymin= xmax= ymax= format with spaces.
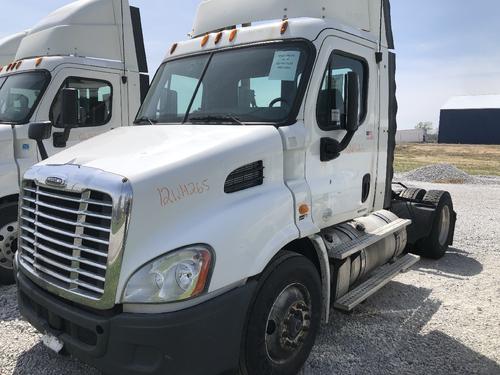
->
xmin=16 ymin=0 xmax=457 ymax=374
xmin=0 ymin=0 xmax=148 ymax=284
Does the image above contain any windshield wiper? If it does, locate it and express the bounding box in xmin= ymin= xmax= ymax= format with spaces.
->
xmin=188 ymin=114 xmax=246 ymax=125
xmin=134 ymin=116 xmax=158 ymax=125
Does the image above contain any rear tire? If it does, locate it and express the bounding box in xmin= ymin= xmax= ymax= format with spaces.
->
xmin=399 ymin=188 xmax=426 ymax=202
xmin=0 ymin=202 xmax=18 ymax=285
xmin=416 ymin=190 xmax=455 ymax=259
xmin=239 ymin=252 xmax=321 ymax=375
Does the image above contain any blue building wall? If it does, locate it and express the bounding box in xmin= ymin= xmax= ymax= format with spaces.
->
xmin=438 ymin=109 xmax=500 ymax=145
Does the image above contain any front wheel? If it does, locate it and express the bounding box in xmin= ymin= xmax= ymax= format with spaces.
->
xmin=239 ymin=252 xmax=322 ymax=375
xmin=0 ymin=201 xmax=19 ymax=285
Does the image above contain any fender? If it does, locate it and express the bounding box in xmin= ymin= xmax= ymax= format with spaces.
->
xmin=0 ymin=125 xmax=20 ymax=200
xmin=309 ymin=234 xmax=331 ymax=323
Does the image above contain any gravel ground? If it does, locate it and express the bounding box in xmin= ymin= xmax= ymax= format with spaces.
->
xmin=1 ymin=181 xmax=499 ymax=375
xmin=396 ymin=163 xmax=500 ymax=185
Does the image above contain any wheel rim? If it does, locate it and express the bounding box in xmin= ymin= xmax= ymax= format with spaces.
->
xmin=0 ymin=220 xmax=18 ymax=270
xmin=265 ymin=283 xmax=312 ymax=365
xmin=438 ymin=206 xmax=451 ymax=246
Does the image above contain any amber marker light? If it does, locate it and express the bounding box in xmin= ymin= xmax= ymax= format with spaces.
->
xmin=16 ymin=61 xmax=22 ymax=69
xmin=281 ymin=20 xmax=289 ymax=34
xmin=35 ymin=57 xmax=43 ymax=67
xmin=214 ymin=31 xmax=223 ymax=44
xmin=0 ymin=66 xmax=3 ymax=73
xmin=192 ymin=250 xmax=213 ymax=297
xmin=6 ymin=63 xmax=13 ymax=71
xmin=201 ymin=34 xmax=209 ymax=47
xmin=229 ymin=29 xmax=238 ymax=42
xmin=299 ymin=204 xmax=310 ymax=215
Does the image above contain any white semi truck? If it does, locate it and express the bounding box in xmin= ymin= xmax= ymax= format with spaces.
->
xmin=0 ymin=0 xmax=148 ymax=283
xmin=15 ymin=1 xmax=456 ymax=374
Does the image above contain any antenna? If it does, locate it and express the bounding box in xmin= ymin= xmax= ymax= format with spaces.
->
xmin=120 ymin=0 xmax=127 ymax=78
xmin=376 ymin=0 xmax=384 ymax=64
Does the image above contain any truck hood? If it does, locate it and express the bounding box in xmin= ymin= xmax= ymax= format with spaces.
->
xmin=32 ymin=124 xmax=297 ymax=300
xmin=39 ymin=125 xmax=282 ymax=181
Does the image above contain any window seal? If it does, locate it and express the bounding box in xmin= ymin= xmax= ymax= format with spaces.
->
xmin=316 ymin=50 xmax=369 ymax=132
xmin=49 ymin=76 xmax=114 ymax=128
xmin=0 ymin=70 xmax=52 ymax=125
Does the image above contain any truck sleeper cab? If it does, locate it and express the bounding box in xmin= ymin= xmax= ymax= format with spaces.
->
xmin=16 ymin=1 xmax=456 ymax=374
xmin=0 ymin=0 xmax=148 ymax=284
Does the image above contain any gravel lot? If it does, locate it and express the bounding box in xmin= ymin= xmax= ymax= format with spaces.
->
xmin=1 ymin=181 xmax=499 ymax=375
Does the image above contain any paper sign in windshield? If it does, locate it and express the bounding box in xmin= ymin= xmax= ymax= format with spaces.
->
xmin=269 ymin=51 xmax=300 ymax=81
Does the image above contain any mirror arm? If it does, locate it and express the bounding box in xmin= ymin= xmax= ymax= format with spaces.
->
xmin=36 ymin=140 xmax=49 ymax=160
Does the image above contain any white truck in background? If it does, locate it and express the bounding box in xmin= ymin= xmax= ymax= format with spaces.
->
xmin=16 ymin=1 xmax=456 ymax=374
xmin=0 ymin=0 xmax=149 ymax=283
xmin=0 ymin=31 xmax=28 ymax=66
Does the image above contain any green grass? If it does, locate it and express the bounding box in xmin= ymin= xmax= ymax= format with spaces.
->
xmin=394 ymin=144 xmax=500 ymax=176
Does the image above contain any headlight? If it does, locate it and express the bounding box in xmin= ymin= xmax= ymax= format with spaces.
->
xmin=123 ymin=245 xmax=214 ymax=304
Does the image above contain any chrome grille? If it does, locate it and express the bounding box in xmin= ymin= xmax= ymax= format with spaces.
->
xmin=19 ymin=180 xmax=113 ymax=299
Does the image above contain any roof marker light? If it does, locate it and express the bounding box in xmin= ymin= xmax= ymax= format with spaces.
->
xmin=229 ymin=29 xmax=237 ymax=42
xmin=201 ymin=34 xmax=209 ymax=47
xmin=0 ymin=66 xmax=3 ymax=73
xmin=16 ymin=61 xmax=22 ymax=69
xmin=35 ymin=57 xmax=43 ymax=67
xmin=281 ymin=20 xmax=289 ymax=34
xmin=214 ymin=31 xmax=223 ymax=45
xmin=170 ymin=43 xmax=178 ymax=55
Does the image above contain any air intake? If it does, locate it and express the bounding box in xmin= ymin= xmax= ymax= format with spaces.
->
xmin=224 ymin=161 xmax=264 ymax=193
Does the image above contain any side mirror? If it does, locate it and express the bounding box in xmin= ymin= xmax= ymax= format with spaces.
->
xmin=28 ymin=121 xmax=52 ymax=160
xmin=345 ymin=71 xmax=360 ymax=132
xmin=59 ymin=88 xmax=79 ymax=129
xmin=320 ymin=137 xmax=341 ymax=162
xmin=52 ymin=88 xmax=79 ymax=148
xmin=28 ymin=121 xmax=52 ymax=141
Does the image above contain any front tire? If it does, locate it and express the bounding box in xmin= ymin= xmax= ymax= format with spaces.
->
xmin=239 ymin=252 xmax=321 ymax=375
xmin=0 ymin=201 xmax=18 ymax=285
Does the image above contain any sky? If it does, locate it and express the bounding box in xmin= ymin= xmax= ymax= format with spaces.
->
xmin=1 ymin=0 xmax=500 ymax=130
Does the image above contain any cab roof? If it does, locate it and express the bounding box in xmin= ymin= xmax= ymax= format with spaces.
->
xmin=192 ymin=0 xmax=394 ymax=49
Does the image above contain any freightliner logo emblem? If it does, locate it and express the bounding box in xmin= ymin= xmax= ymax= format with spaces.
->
xmin=45 ymin=176 xmax=67 ymax=187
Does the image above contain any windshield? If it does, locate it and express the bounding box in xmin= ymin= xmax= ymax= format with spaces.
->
xmin=0 ymin=71 xmax=50 ymax=124
xmin=136 ymin=42 xmax=312 ymax=125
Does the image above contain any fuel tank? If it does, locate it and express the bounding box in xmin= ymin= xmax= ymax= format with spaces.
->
xmin=322 ymin=210 xmax=408 ymax=299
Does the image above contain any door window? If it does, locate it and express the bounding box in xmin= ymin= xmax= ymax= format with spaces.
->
xmin=317 ymin=52 xmax=367 ymax=130
xmin=50 ymin=77 xmax=112 ymax=127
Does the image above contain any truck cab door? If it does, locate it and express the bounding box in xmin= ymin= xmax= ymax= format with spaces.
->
xmin=35 ymin=68 xmax=122 ymax=157
xmin=304 ymin=36 xmax=378 ymax=228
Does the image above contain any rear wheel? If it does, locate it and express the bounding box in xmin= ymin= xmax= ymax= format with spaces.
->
xmin=416 ymin=190 xmax=455 ymax=259
xmin=0 ymin=202 xmax=18 ymax=285
xmin=239 ymin=252 xmax=321 ymax=375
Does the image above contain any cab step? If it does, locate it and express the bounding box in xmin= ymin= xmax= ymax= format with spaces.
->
xmin=333 ymin=253 xmax=420 ymax=312
xmin=328 ymin=218 xmax=412 ymax=260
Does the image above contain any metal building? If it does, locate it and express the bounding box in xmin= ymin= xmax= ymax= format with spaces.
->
xmin=396 ymin=129 xmax=425 ymax=144
xmin=439 ymin=95 xmax=500 ymax=145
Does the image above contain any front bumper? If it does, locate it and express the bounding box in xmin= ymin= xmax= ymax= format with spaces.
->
xmin=17 ymin=271 xmax=256 ymax=375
